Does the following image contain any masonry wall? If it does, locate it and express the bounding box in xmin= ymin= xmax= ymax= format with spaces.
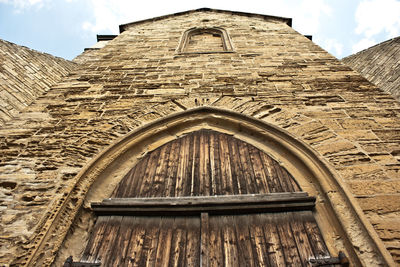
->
xmin=342 ymin=37 xmax=400 ymax=101
xmin=0 ymin=11 xmax=399 ymax=265
xmin=0 ymin=39 xmax=76 ymax=126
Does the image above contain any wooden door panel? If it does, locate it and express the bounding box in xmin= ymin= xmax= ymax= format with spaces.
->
xmin=81 ymin=216 xmax=200 ymax=267
xmin=112 ymin=130 xmax=301 ymax=198
xmin=208 ymin=211 xmax=331 ymax=267
xmin=78 ymin=130 xmax=338 ymax=266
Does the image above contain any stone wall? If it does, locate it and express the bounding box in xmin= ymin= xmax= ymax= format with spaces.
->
xmin=0 ymin=10 xmax=399 ymax=265
xmin=72 ymin=48 xmax=101 ymax=64
xmin=0 ymin=39 xmax=76 ymax=126
xmin=342 ymin=36 xmax=400 ymax=101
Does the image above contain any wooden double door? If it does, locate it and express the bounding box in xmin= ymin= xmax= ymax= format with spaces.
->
xmin=79 ymin=130 xmax=336 ymax=266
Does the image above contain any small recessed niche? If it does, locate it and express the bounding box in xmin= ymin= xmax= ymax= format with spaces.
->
xmin=176 ymin=27 xmax=234 ymax=54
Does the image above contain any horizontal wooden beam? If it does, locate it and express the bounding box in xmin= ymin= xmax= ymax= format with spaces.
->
xmin=92 ymin=192 xmax=315 ymax=216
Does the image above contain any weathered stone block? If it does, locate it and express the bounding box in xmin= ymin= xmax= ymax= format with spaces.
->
xmin=358 ymin=195 xmax=400 ymax=214
xmin=349 ymin=180 xmax=400 ymax=195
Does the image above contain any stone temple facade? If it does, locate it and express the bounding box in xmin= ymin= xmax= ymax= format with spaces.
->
xmin=0 ymin=8 xmax=399 ymax=266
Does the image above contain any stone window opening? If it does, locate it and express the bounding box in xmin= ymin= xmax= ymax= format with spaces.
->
xmin=176 ymin=27 xmax=234 ymax=54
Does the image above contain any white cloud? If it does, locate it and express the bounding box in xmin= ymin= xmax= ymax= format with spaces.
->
xmin=352 ymin=37 xmax=377 ymax=53
xmin=293 ymin=0 xmax=332 ymax=34
xmin=355 ymin=0 xmax=400 ymax=38
xmin=319 ymin=38 xmax=344 ymax=57
xmin=81 ymin=0 xmax=186 ymax=34
xmin=80 ymin=0 xmax=333 ymax=35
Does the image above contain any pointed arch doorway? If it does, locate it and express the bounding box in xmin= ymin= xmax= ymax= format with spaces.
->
xmin=77 ymin=129 xmax=342 ymax=266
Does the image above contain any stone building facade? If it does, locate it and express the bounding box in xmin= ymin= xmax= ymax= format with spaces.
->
xmin=0 ymin=8 xmax=399 ymax=266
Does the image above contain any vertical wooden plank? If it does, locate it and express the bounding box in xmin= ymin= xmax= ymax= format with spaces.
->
xmin=187 ymin=132 xmax=195 ymax=196
xmin=205 ymin=131 xmax=212 ymax=196
xmin=271 ymin=159 xmax=292 ymax=192
xmin=175 ymin=134 xmax=190 ymax=197
xmin=217 ymin=132 xmax=229 ymax=194
xmin=259 ymin=152 xmax=279 ymax=194
xmin=80 ymin=216 xmax=110 ymax=262
xmin=234 ymin=215 xmax=255 ymax=267
xmin=302 ymin=212 xmax=331 ymax=259
xmin=93 ymin=216 xmax=123 ymax=265
xmin=281 ymin=167 xmax=301 ymax=192
xmin=152 ymin=142 xmax=172 ymax=197
xmin=218 ymin=133 xmax=235 ymax=194
xmin=126 ymin=217 xmax=147 ymax=267
xmin=169 ymin=217 xmax=187 ymax=267
xmin=112 ymin=166 xmax=136 ymax=197
xmin=262 ymin=213 xmax=287 ymax=267
xmin=112 ymin=154 xmax=150 ymax=197
xmin=138 ymin=148 xmax=161 ymax=197
xmin=289 ymin=213 xmax=316 ymax=266
xmin=138 ymin=218 xmax=152 ymax=266
xmin=106 ymin=216 xmax=134 ymax=266
xmin=137 ymin=217 xmax=155 ymax=267
xmin=199 ymin=130 xmax=211 ymax=196
xmin=117 ymin=217 xmax=137 ymax=266
xmin=248 ymin=146 xmax=269 ymax=194
xmin=199 ymin=131 xmax=206 ymax=196
xmin=190 ymin=131 xmax=201 ymax=196
xmin=262 ymin=154 xmax=284 ymax=193
xmin=209 ymin=131 xmax=222 ymax=195
xmin=209 ymin=216 xmax=224 ymax=267
xmin=222 ymin=133 xmax=240 ymax=195
xmin=228 ymin=137 xmax=247 ymax=195
xmin=224 ymin=134 xmax=238 ymax=195
xmin=142 ymin=218 xmax=162 ymax=267
xmin=208 ymin=130 xmax=216 ymax=196
xmin=185 ymin=217 xmax=201 ymax=267
xmin=165 ymin=137 xmax=180 ymax=197
xmin=280 ymin=167 xmax=299 ymax=192
xmin=177 ymin=218 xmax=189 ymax=267
xmin=237 ymin=141 xmax=257 ymax=194
xmin=200 ymin=213 xmax=209 ymax=267
xmin=154 ymin=217 xmax=173 ymax=267
xmin=275 ymin=213 xmax=303 ymax=266
xmin=127 ymin=155 xmax=151 ymax=197
xmin=248 ymin=215 xmax=269 ymax=267
xmin=221 ymin=216 xmax=239 ymax=266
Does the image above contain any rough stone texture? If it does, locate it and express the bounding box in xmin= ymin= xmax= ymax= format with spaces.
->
xmin=72 ymin=49 xmax=101 ymax=64
xmin=0 ymin=10 xmax=400 ymax=265
xmin=0 ymin=39 xmax=76 ymax=126
xmin=342 ymin=36 xmax=400 ymax=101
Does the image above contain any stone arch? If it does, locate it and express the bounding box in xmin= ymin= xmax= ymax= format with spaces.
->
xmin=176 ymin=27 xmax=234 ymax=53
xmin=28 ymin=107 xmax=392 ymax=266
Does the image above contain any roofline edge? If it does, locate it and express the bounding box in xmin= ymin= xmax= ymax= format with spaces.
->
xmin=119 ymin=7 xmax=292 ymax=33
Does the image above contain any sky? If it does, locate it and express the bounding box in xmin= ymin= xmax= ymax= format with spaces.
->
xmin=0 ymin=0 xmax=399 ymax=60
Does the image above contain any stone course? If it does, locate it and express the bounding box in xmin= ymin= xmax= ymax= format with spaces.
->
xmin=0 ymin=10 xmax=399 ymax=265
xmin=0 ymin=39 xmax=76 ymax=125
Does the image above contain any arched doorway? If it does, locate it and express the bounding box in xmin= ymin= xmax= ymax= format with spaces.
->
xmin=76 ymin=130 xmax=340 ymax=266
xmin=32 ymin=107 xmax=390 ymax=267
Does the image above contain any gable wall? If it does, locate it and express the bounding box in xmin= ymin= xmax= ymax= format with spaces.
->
xmin=0 ymin=39 xmax=76 ymax=126
xmin=342 ymin=37 xmax=400 ymax=101
xmin=0 ymin=11 xmax=399 ymax=265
